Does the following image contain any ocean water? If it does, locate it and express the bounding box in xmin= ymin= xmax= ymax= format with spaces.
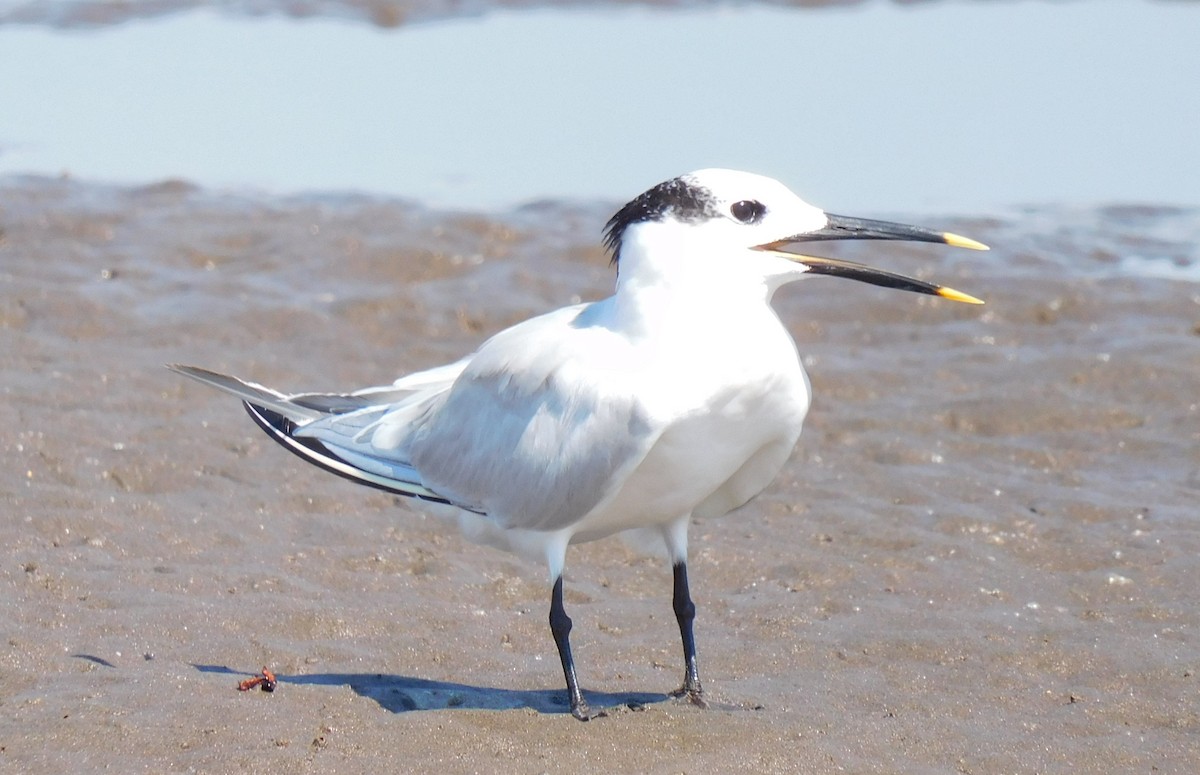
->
xmin=0 ymin=0 xmax=1197 ymax=214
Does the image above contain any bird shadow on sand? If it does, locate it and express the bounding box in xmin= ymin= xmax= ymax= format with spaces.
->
xmin=192 ymin=663 xmax=669 ymax=716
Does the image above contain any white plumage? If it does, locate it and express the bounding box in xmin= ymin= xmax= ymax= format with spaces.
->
xmin=171 ymin=168 xmax=985 ymax=719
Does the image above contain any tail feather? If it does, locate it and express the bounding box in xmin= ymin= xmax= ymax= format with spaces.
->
xmin=169 ymin=363 xmax=476 ymax=512
xmin=167 ymin=364 xmax=323 ymax=423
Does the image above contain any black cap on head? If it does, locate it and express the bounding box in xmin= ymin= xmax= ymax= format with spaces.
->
xmin=603 ymin=176 xmax=721 ymax=264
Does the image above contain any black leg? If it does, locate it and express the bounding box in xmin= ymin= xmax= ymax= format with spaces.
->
xmin=549 ymin=575 xmax=600 ymax=720
xmin=670 ymin=561 xmax=706 ymax=705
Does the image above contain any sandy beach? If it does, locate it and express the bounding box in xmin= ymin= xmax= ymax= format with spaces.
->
xmin=1 ymin=172 xmax=1197 ymax=772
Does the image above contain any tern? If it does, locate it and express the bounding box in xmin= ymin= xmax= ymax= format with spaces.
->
xmin=170 ymin=168 xmax=985 ymax=720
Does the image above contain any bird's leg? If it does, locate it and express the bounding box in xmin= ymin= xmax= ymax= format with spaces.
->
xmin=549 ymin=575 xmax=602 ymax=720
xmin=670 ymin=561 xmax=707 ymax=706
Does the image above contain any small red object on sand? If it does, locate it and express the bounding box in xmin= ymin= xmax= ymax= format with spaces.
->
xmin=237 ymin=667 xmax=277 ymax=693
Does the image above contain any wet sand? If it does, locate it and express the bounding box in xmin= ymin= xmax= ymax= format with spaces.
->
xmin=2 ymin=175 xmax=1198 ymax=772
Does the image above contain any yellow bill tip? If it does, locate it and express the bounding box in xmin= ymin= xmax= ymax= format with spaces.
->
xmin=942 ymin=232 xmax=989 ymax=251
xmin=936 ymin=286 xmax=985 ymax=305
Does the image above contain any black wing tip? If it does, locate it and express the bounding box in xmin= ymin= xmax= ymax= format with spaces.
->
xmin=241 ymin=402 xmax=457 ymax=508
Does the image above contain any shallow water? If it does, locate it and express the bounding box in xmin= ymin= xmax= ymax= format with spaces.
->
xmin=2 ymin=1 xmax=1200 ymax=772
xmin=1 ymin=0 xmax=1198 ymax=211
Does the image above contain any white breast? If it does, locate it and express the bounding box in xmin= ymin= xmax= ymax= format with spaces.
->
xmin=566 ymin=293 xmax=811 ymax=543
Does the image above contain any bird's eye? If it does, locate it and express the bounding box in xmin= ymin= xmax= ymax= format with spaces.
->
xmin=730 ymin=200 xmax=766 ymax=224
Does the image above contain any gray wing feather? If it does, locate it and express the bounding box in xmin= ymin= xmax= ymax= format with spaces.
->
xmin=394 ymin=304 xmax=660 ymax=531
xmin=172 ymin=306 xmax=657 ymax=532
xmin=167 ymin=364 xmax=324 ymax=423
xmin=171 ymin=363 xmax=471 ymax=508
xmin=409 ymin=369 xmax=655 ymax=530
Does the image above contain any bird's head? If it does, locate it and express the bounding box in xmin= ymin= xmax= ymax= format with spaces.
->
xmin=604 ymin=168 xmax=986 ymax=304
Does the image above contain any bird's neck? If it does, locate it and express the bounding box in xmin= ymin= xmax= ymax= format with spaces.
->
xmin=608 ymin=256 xmax=777 ymax=343
xmin=614 ymin=241 xmax=772 ymax=303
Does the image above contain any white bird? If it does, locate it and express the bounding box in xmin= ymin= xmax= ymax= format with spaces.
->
xmin=170 ymin=169 xmax=985 ymax=720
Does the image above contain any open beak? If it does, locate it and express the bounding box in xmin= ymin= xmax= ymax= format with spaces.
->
xmin=755 ymin=213 xmax=988 ymax=304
